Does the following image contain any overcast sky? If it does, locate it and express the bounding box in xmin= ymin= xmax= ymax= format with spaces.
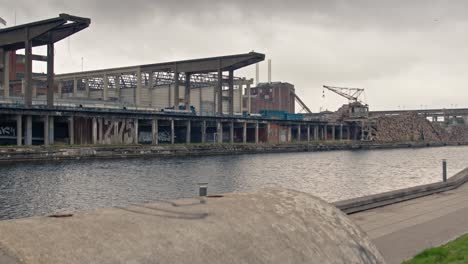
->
xmin=2 ymin=0 xmax=468 ymax=111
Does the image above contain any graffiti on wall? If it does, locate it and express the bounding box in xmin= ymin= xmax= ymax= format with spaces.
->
xmin=0 ymin=126 xmax=16 ymax=137
xmin=158 ymin=131 xmax=171 ymax=142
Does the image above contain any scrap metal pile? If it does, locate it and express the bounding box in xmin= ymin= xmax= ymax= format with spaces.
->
xmin=370 ymin=113 xmax=468 ymax=142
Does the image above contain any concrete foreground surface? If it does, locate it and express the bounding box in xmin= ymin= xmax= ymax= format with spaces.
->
xmin=0 ymin=188 xmax=384 ymax=264
xmin=351 ymin=182 xmax=468 ymax=264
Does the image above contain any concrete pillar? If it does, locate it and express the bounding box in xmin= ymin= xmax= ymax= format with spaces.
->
xmin=173 ymin=69 xmax=179 ymax=107
xmin=297 ymin=124 xmax=301 ymax=142
xmin=238 ymin=83 xmax=243 ymax=113
xmin=314 ymin=126 xmax=318 ymax=141
xmin=113 ymin=119 xmax=119 ymax=144
xmin=134 ymin=119 xmax=139 ymax=144
xmin=217 ymin=61 xmax=223 ymax=115
xmin=339 ymin=124 xmax=343 ymax=141
xmin=21 ymin=79 xmax=25 ymax=95
xmin=46 ymin=43 xmax=54 ymax=107
xmin=324 ymin=125 xmax=328 ymax=140
xmin=48 ymin=116 xmax=54 ymax=145
xmin=202 ymin=121 xmax=206 ymax=143
xmin=25 ymin=115 xmax=32 ymax=145
xmin=170 ymin=119 xmax=175 ymax=144
xmin=246 ymin=83 xmax=251 ymax=114
xmin=32 ymin=83 xmax=37 ymax=98
xmin=92 ymin=118 xmax=98 ymax=144
xmin=230 ymin=121 xmax=234 ymax=144
xmin=73 ymin=78 xmax=78 ymax=97
xmin=98 ymin=118 xmax=103 ymax=144
xmin=44 ymin=116 xmax=49 ymax=146
xmin=185 ymin=73 xmax=191 ymax=108
xmin=58 ymin=83 xmax=63 ymax=98
xmin=228 ymin=70 xmax=234 ymax=115
xmin=346 ymin=126 xmax=350 ymax=140
xmin=307 ymin=125 xmax=310 ymax=142
xmin=16 ymin=115 xmax=22 ymax=146
xmin=186 ymin=120 xmax=191 ymax=144
xmin=85 ymin=79 xmax=89 ymax=98
xmin=255 ymin=122 xmax=259 ymax=144
xmin=24 ymin=39 xmax=33 ymax=107
xmin=217 ymin=122 xmax=223 ymax=143
xmin=3 ymin=51 xmax=10 ymax=98
xmin=332 ymin=125 xmax=336 ymax=140
xmin=69 ymin=116 xmax=74 ymax=145
xmin=152 ymin=118 xmax=158 ymax=145
xmin=361 ymin=121 xmax=364 ymax=141
xmin=288 ymin=126 xmax=292 ymax=142
xmin=266 ymin=123 xmax=271 ymax=143
xmin=243 ymin=122 xmax=247 ymax=143
xmin=103 ymin=74 xmax=108 ymax=100
xmin=353 ymin=126 xmax=358 ymax=141
xmin=114 ymin=75 xmax=120 ymax=99
xmin=136 ymin=69 xmax=142 ymax=106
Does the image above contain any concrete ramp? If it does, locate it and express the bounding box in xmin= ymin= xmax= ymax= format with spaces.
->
xmin=0 ymin=188 xmax=384 ymax=264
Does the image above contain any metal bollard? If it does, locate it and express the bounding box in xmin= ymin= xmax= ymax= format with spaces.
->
xmin=198 ymin=183 xmax=208 ymax=197
xmin=442 ymin=159 xmax=447 ymax=182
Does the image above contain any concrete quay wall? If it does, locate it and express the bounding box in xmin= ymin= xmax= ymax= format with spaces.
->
xmin=335 ymin=167 xmax=468 ymax=214
xmin=0 ymin=141 xmax=466 ymax=163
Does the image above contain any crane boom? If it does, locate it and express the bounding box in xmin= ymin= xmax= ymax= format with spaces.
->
xmin=289 ymin=89 xmax=312 ymax=114
xmin=323 ymin=85 xmax=364 ymax=103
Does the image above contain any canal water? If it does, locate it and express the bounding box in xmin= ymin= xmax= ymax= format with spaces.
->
xmin=0 ymin=146 xmax=467 ymax=220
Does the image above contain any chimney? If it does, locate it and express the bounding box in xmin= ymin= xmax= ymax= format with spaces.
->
xmin=255 ymin=63 xmax=259 ymax=86
xmin=268 ymin=59 xmax=271 ymax=83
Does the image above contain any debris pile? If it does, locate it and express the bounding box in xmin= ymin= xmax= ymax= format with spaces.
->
xmin=371 ymin=113 xmax=468 ymax=142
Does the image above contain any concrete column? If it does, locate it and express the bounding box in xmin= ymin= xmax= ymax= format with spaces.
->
xmin=202 ymin=121 xmax=206 ymax=143
xmin=136 ymin=69 xmax=142 ymax=106
xmin=185 ymin=73 xmax=191 ymax=108
xmin=32 ymin=84 xmax=37 ymax=98
xmin=170 ymin=119 xmax=175 ymax=144
xmin=228 ymin=70 xmax=234 ymax=115
xmin=243 ymin=122 xmax=247 ymax=143
xmin=98 ymin=118 xmax=103 ymax=144
xmin=247 ymin=83 xmax=251 ymax=114
xmin=69 ymin=116 xmax=74 ymax=145
xmin=58 ymin=83 xmax=63 ymax=98
xmin=346 ymin=126 xmax=351 ymax=140
xmin=16 ymin=115 xmax=22 ymax=146
xmin=134 ymin=119 xmax=139 ymax=144
xmin=353 ymin=126 xmax=358 ymax=141
xmin=48 ymin=116 xmax=54 ymax=145
xmin=103 ymin=74 xmax=108 ymax=100
xmin=21 ymin=79 xmax=25 ymax=95
xmin=230 ymin=121 xmax=234 ymax=144
xmin=92 ymin=118 xmax=98 ymax=144
xmin=288 ymin=126 xmax=292 ymax=142
xmin=114 ymin=75 xmax=120 ymax=99
xmin=314 ymin=126 xmax=318 ymax=141
xmin=24 ymin=39 xmax=33 ymax=107
xmin=307 ymin=125 xmax=310 ymax=142
xmin=297 ymin=124 xmax=301 ymax=142
xmin=238 ymin=83 xmax=243 ymax=113
xmin=217 ymin=61 xmax=223 ymax=114
xmin=85 ymin=79 xmax=89 ymax=98
xmin=255 ymin=122 xmax=259 ymax=144
xmin=324 ymin=125 xmax=328 ymax=140
xmin=44 ymin=116 xmax=49 ymax=146
xmin=173 ymin=69 xmax=179 ymax=107
xmin=25 ymin=115 xmax=32 ymax=145
xmin=186 ymin=120 xmax=191 ymax=144
xmin=217 ymin=122 xmax=223 ymax=143
xmin=46 ymin=43 xmax=54 ymax=107
xmin=152 ymin=118 xmax=158 ymax=145
xmin=113 ymin=119 xmax=119 ymax=144
xmin=3 ymin=51 xmax=10 ymax=98
xmin=266 ymin=123 xmax=271 ymax=143
xmin=331 ymin=125 xmax=336 ymax=140
xmin=73 ymin=78 xmax=78 ymax=97
xmin=339 ymin=123 xmax=343 ymax=141
xmin=361 ymin=121 xmax=364 ymax=141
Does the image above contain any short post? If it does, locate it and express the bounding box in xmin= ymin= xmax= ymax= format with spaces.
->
xmin=198 ymin=183 xmax=208 ymax=197
xmin=442 ymin=159 xmax=447 ymax=182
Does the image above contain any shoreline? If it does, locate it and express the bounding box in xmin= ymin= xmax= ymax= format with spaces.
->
xmin=0 ymin=141 xmax=467 ymax=163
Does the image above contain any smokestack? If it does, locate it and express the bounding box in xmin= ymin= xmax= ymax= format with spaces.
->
xmin=255 ymin=63 xmax=259 ymax=86
xmin=268 ymin=59 xmax=271 ymax=83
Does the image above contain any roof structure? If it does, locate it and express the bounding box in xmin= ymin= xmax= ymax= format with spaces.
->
xmin=0 ymin=14 xmax=90 ymax=51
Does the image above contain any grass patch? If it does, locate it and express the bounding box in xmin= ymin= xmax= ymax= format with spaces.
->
xmin=403 ymin=234 xmax=468 ymax=264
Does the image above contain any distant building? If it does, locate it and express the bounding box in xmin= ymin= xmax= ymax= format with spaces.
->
xmin=244 ymin=82 xmax=295 ymax=114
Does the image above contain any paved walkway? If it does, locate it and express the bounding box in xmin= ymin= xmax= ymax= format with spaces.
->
xmin=350 ymin=182 xmax=468 ymax=264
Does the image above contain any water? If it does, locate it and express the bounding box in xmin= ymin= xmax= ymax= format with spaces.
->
xmin=0 ymin=146 xmax=467 ymax=220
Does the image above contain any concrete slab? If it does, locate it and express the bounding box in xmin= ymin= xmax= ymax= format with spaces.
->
xmin=0 ymin=188 xmax=384 ymax=264
xmin=350 ymin=182 xmax=468 ymax=264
